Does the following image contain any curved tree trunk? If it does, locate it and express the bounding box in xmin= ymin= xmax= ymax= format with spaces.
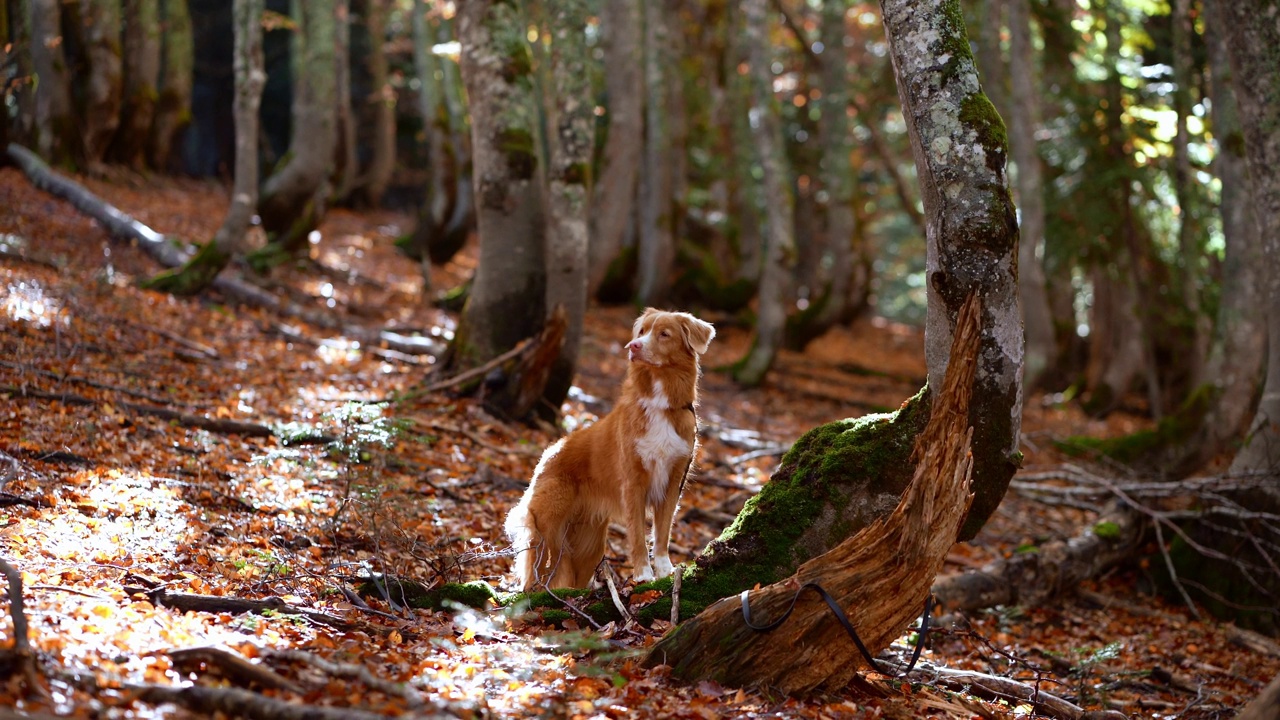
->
xmin=78 ymin=0 xmax=123 ymax=167
xmin=1006 ymin=0 xmax=1055 ymax=393
xmin=448 ymin=0 xmax=548 ymax=417
xmin=1220 ymin=0 xmax=1280 ymax=477
xmin=649 ymin=294 xmax=982 ymax=692
xmin=256 ymin=0 xmax=338 ymax=255
xmin=360 ymin=0 xmax=395 ymax=207
xmin=587 ymin=0 xmax=642 ymax=298
xmin=113 ymin=0 xmax=161 ymax=168
xmin=148 ymin=0 xmax=192 ymax=170
xmin=540 ymin=0 xmax=594 ymax=409
xmin=733 ymin=0 xmax=795 ymax=388
xmin=635 ymin=0 xmax=675 ymax=306
xmin=143 ymin=0 xmax=265 ymax=295
xmin=29 ymin=0 xmax=82 ymax=166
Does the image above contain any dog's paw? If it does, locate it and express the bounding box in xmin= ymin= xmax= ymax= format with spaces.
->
xmin=633 ymin=566 xmax=655 ymax=583
xmin=653 ymin=556 xmax=674 ymax=578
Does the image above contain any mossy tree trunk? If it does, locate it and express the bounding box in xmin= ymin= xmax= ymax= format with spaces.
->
xmin=448 ymin=0 xmax=548 ymax=417
xmin=1006 ymin=0 xmax=1055 ymax=393
xmin=28 ymin=0 xmax=83 ymax=167
xmin=586 ymin=0 xmax=642 ymax=298
xmin=78 ymin=0 xmax=123 ymax=167
xmin=143 ymin=0 xmax=264 ymax=295
xmin=112 ymin=0 xmax=161 ymax=168
xmin=885 ymin=0 xmax=1022 ymax=539
xmin=147 ymin=0 xmax=192 ymax=170
xmin=255 ymin=0 xmax=338 ymax=257
xmin=538 ymin=0 xmax=594 ymax=410
xmin=732 ymin=0 xmax=795 ymax=388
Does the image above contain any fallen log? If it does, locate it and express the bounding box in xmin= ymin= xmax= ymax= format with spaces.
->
xmin=643 ymin=293 xmax=982 ymax=693
xmin=124 ymin=586 xmax=351 ymax=630
xmin=5 ymin=143 xmax=443 ymax=358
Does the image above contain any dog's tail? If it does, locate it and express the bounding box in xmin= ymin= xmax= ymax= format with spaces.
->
xmin=504 ymin=496 xmax=537 ymax=591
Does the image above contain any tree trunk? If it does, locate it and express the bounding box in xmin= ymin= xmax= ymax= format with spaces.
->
xmin=28 ymin=0 xmax=82 ymax=166
xmin=975 ymin=0 xmax=1005 ymax=116
xmin=1220 ymin=0 xmax=1280 ymax=476
xmin=1084 ymin=265 xmax=1146 ymax=414
xmin=360 ymin=0 xmax=395 ymax=207
xmin=733 ymin=0 xmax=795 ymax=388
xmin=142 ymin=0 xmax=265 ymax=295
xmin=1172 ymin=0 xmax=1208 ymax=389
xmin=648 ymin=293 xmax=981 ymax=692
xmin=635 ymin=0 xmax=676 ymax=306
xmin=449 ymin=0 xmax=548 ymax=417
xmin=78 ymin=0 xmax=123 ymax=167
xmin=1175 ymin=0 xmax=1266 ymax=472
xmin=887 ymin=0 xmax=1023 ymax=540
xmin=148 ymin=0 xmax=192 ymax=170
xmin=332 ymin=0 xmax=358 ymax=203
xmin=587 ymin=0 xmax=643 ymax=298
xmin=113 ymin=0 xmax=161 ymax=168
xmin=407 ymin=0 xmax=448 ymax=281
xmin=539 ymin=0 xmax=594 ymax=410
xmin=1005 ymin=0 xmax=1055 ymax=393
xmin=256 ymin=0 xmax=338 ymax=255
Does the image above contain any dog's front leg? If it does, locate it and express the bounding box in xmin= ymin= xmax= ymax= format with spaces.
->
xmin=650 ymin=463 xmax=685 ymax=579
xmin=625 ymin=486 xmax=654 ymax=582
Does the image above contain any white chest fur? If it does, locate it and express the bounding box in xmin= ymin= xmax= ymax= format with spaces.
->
xmin=635 ymin=380 xmax=691 ymax=504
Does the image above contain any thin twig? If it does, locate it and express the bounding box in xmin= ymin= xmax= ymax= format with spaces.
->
xmin=671 ymin=569 xmax=682 ymax=625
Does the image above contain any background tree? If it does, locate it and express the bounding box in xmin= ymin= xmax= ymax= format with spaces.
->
xmin=28 ymin=0 xmax=82 ymax=166
xmin=77 ymin=0 xmax=123 ymax=168
xmin=148 ymin=0 xmax=192 ymax=170
xmin=112 ymin=0 xmax=160 ymax=168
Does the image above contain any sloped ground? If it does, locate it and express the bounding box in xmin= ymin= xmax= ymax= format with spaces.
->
xmin=1 ymin=167 xmax=1276 ymax=718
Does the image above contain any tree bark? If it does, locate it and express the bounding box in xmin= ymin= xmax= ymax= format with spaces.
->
xmin=360 ymin=0 xmax=395 ymax=207
xmin=540 ymin=0 xmax=594 ymax=410
xmin=113 ymin=0 xmax=161 ymax=168
xmin=587 ymin=0 xmax=643 ymax=298
xmin=78 ymin=0 xmax=123 ymax=167
xmin=332 ymin=0 xmax=358 ymax=203
xmin=733 ymin=0 xmax=795 ymax=388
xmin=885 ymin=0 xmax=1022 ymax=539
xmin=407 ymin=0 xmax=448 ymax=282
xmin=28 ymin=0 xmax=82 ymax=166
xmin=1176 ymin=0 xmax=1266 ymax=472
xmin=975 ymin=0 xmax=1005 ymax=116
xmin=1219 ymin=0 xmax=1280 ymax=476
xmin=1172 ymin=0 xmax=1208 ymax=389
xmin=148 ymin=0 xmax=192 ymax=170
xmin=449 ymin=0 xmax=548 ymax=417
xmin=256 ymin=0 xmax=338 ymax=254
xmin=142 ymin=0 xmax=265 ymax=295
xmin=635 ymin=0 xmax=676 ymax=306
xmin=648 ymin=293 xmax=981 ymax=692
xmin=1005 ymin=0 xmax=1055 ymax=393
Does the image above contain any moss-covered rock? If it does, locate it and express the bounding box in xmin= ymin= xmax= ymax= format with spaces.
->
xmin=356 ymin=578 xmax=497 ymax=611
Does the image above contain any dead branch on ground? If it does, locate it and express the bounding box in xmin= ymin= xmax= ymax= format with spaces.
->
xmin=0 ymin=558 xmax=48 ymax=698
xmin=123 ymin=586 xmax=352 ymax=630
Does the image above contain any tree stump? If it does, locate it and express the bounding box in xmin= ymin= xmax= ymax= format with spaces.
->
xmin=643 ymin=293 xmax=982 ymax=694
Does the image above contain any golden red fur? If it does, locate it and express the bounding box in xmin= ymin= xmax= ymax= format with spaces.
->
xmin=505 ymin=309 xmax=715 ymax=590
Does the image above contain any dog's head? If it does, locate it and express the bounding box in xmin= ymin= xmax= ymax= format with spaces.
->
xmin=627 ymin=308 xmax=715 ymax=368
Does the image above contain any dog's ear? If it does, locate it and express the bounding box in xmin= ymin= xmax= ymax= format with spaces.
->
xmin=679 ymin=315 xmax=716 ymax=355
xmin=633 ymin=307 xmax=661 ymax=338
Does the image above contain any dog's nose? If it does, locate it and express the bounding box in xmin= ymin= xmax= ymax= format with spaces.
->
xmin=627 ymin=339 xmax=642 ymax=351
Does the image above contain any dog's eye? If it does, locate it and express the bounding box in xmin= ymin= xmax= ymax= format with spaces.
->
xmin=659 ymin=330 xmax=671 ymax=338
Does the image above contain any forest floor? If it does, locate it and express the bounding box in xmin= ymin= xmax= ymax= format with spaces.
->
xmin=1 ymin=166 xmax=1277 ymax=719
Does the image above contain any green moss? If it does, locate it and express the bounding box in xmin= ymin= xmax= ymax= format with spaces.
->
xmin=354 ymin=579 xmax=496 ymax=611
xmin=141 ymin=240 xmax=231 ymax=295
xmin=1093 ymin=521 xmax=1121 ymax=540
xmin=959 ymin=93 xmax=1008 ymax=160
xmin=1055 ymin=385 xmax=1215 ymax=466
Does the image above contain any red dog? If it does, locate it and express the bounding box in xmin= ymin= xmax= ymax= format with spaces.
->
xmin=505 ymin=309 xmax=715 ymax=590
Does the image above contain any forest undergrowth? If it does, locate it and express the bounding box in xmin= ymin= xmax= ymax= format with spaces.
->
xmin=1 ymin=168 xmax=1276 ymax=718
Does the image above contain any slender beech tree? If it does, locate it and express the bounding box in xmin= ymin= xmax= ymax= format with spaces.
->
xmin=360 ymin=0 xmax=395 ymax=207
xmin=448 ymin=0 xmax=547 ymax=415
xmin=1172 ymin=0 xmax=1208 ymax=387
xmin=78 ymin=0 xmax=123 ymax=167
xmin=1177 ymin=0 xmax=1267 ymax=471
xmin=143 ymin=0 xmax=265 ymax=294
xmin=333 ymin=0 xmax=359 ymax=202
xmin=1220 ymin=0 xmax=1280 ymax=476
xmin=255 ymin=0 xmax=338 ymax=259
xmin=733 ymin=0 xmax=795 ymax=387
xmin=540 ymin=0 xmax=595 ymax=408
xmin=1006 ymin=0 xmax=1054 ymax=391
xmin=635 ymin=0 xmax=677 ymax=306
xmin=113 ymin=0 xmax=160 ymax=168
xmin=587 ymin=0 xmax=643 ymax=297
xmin=148 ymin=0 xmax=191 ymax=170
xmin=28 ymin=0 xmax=82 ymax=166
xmin=408 ymin=0 xmax=448 ymax=278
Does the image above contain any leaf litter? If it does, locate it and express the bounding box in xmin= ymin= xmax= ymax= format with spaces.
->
xmin=1 ymin=167 xmax=1276 ymax=718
